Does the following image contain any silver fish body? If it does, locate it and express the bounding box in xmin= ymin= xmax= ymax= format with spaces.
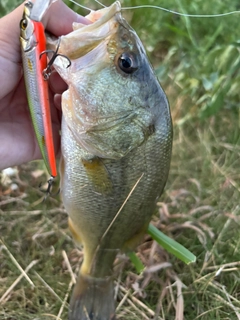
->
xmin=49 ymin=2 xmax=172 ymax=319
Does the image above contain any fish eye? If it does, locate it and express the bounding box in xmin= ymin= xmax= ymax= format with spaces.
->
xmin=118 ymin=53 xmax=138 ymax=74
xmin=20 ymin=18 xmax=28 ymax=30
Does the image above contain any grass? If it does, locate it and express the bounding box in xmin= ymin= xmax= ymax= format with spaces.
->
xmin=1 ymin=0 xmax=240 ymax=319
xmin=2 ymin=114 xmax=240 ymax=319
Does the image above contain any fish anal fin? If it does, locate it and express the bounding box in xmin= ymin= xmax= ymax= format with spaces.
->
xmin=68 ymin=217 xmax=82 ymax=245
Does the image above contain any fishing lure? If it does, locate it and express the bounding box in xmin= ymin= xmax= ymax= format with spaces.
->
xmin=20 ymin=0 xmax=57 ymax=182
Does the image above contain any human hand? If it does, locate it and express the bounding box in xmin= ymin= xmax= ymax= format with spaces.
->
xmin=0 ymin=0 xmax=90 ymax=170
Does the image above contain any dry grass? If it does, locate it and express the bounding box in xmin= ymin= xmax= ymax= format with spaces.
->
xmin=1 ymin=86 xmax=240 ymax=319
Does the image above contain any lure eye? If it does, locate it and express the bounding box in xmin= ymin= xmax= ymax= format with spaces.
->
xmin=118 ymin=53 xmax=138 ymax=74
xmin=20 ymin=18 xmax=28 ymax=30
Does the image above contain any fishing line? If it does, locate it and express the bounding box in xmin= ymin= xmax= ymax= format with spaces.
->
xmin=121 ymin=5 xmax=240 ymax=18
xmin=69 ymin=0 xmax=240 ymax=18
xmin=68 ymin=0 xmax=92 ymax=11
xmin=94 ymin=0 xmax=106 ymax=8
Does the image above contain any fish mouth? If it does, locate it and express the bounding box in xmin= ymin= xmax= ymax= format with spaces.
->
xmin=83 ymin=1 xmax=121 ymax=27
xmin=54 ymin=1 xmax=123 ymax=60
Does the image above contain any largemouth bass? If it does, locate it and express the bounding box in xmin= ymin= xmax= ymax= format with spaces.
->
xmin=48 ymin=2 xmax=172 ymax=319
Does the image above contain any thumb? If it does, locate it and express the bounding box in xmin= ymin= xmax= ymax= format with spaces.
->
xmin=43 ymin=0 xmax=91 ymax=36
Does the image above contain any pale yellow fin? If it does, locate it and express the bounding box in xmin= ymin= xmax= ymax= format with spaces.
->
xmin=122 ymin=222 xmax=149 ymax=252
xmin=81 ymin=157 xmax=113 ymax=195
xmin=68 ymin=217 xmax=82 ymax=245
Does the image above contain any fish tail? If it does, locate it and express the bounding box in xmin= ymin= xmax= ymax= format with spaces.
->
xmin=69 ymin=272 xmax=116 ymax=320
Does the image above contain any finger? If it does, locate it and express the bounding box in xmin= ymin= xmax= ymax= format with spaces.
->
xmin=0 ymin=4 xmax=25 ymax=98
xmin=54 ymin=93 xmax=63 ymax=111
xmin=0 ymin=3 xmax=25 ymax=63
xmin=49 ymin=70 xmax=68 ymax=94
xmin=43 ymin=0 xmax=91 ymax=36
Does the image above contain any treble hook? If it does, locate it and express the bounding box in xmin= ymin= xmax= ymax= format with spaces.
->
xmin=40 ymin=39 xmax=71 ymax=80
xmin=39 ymin=176 xmax=60 ymax=200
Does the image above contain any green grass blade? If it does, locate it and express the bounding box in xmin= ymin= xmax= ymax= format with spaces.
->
xmin=127 ymin=251 xmax=145 ymax=273
xmin=147 ymin=224 xmax=196 ymax=265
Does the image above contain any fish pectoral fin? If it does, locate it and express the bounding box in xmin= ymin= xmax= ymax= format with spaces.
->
xmin=84 ymin=118 xmax=146 ymax=159
xmin=81 ymin=157 xmax=113 ymax=195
